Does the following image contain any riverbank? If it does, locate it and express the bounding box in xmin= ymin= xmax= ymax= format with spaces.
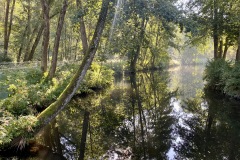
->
xmin=0 ymin=62 xmax=114 ymax=148
xmin=204 ymin=59 xmax=240 ymax=100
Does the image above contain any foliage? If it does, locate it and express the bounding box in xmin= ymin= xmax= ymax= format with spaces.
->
xmin=84 ymin=62 xmax=114 ymax=89
xmin=0 ymin=54 xmax=12 ymax=62
xmin=0 ymin=110 xmax=38 ymax=146
xmin=203 ymin=59 xmax=232 ymax=91
xmin=0 ymin=62 xmax=113 ymax=117
xmin=204 ymin=59 xmax=240 ymax=98
xmin=0 ymin=62 xmax=114 ymax=148
xmin=224 ymin=62 xmax=240 ymax=98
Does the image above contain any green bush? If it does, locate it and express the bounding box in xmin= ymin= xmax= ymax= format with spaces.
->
xmin=0 ymin=54 xmax=12 ymax=62
xmin=0 ymin=62 xmax=114 ymax=117
xmin=224 ymin=62 xmax=240 ymax=98
xmin=203 ymin=59 xmax=232 ymax=91
xmin=0 ymin=110 xmax=38 ymax=147
xmin=84 ymin=62 xmax=114 ymax=89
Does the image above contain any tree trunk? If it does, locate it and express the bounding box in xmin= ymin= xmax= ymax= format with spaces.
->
xmin=5 ymin=0 xmax=15 ymax=56
xmin=23 ymin=0 xmax=32 ymax=62
xmin=223 ymin=37 xmax=229 ymax=60
xmin=17 ymin=25 xmax=28 ymax=62
xmin=24 ymin=26 xmax=38 ymax=61
xmin=3 ymin=0 xmax=10 ymax=58
xmin=28 ymin=24 xmax=45 ymax=61
xmin=213 ymin=0 xmax=219 ymax=59
xmin=76 ymin=0 xmax=89 ymax=55
xmin=37 ymin=0 xmax=110 ymax=125
xmin=236 ymin=29 xmax=240 ymax=62
xmin=48 ymin=0 xmax=68 ymax=79
xmin=130 ymin=19 xmax=146 ymax=72
xmin=218 ymin=39 xmax=223 ymax=58
xmin=41 ymin=0 xmax=50 ymax=72
xmin=78 ymin=110 xmax=90 ymax=160
xmin=213 ymin=32 xmax=219 ymax=59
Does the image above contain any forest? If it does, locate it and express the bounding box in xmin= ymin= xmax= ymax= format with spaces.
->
xmin=0 ymin=0 xmax=240 ymax=159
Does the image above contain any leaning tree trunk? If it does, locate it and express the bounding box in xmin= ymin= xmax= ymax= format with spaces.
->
xmin=28 ymin=24 xmax=45 ymax=61
xmin=37 ymin=0 xmax=110 ymax=125
xmin=48 ymin=0 xmax=68 ymax=79
xmin=40 ymin=0 xmax=50 ymax=72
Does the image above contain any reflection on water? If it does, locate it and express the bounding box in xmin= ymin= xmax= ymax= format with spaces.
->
xmin=34 ymin=65 xmax=240 ymax=160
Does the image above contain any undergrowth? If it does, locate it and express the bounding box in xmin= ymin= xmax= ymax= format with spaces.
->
xmin=0 ymin=62 xmax=114 ymax=147
xmin=204 ymin=59 xmax=240 ymax=99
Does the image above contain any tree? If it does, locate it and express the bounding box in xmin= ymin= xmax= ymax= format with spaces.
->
xmin=76 ymin=0 xmax=88 ymax=55
xmin=3 ymin=0 xmax=15 ymax=59
xmin=37 ymin=0 xmax=111 ymax=125
xmin=48 ymin=0 xmax=68 ymax=79
xmin=40 ymin=0 xmax=50 ymax=72
xmin=236 ymin=29 xmax=240 ymax=61
xmin=185 ymin=0 xmax=240 ymax=60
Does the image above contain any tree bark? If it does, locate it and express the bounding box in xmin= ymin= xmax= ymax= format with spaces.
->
xmin=37 ymin=0 xmax=110 ymax=125
xmin=40 ymin=0 xmax=50 ymax=72
xmin=3 ymin=0 xmax=10 ymax=58
xmin=24 ymin=25 xmax=38 ymax=61
xmin=218 ymin=39 xmax=223 ymax=58
xmin=6 ymin=0 xmax=15 ymax=55
xmin=17 ymin=25 xmax=28 ymax=62
xmin=28 ymin=13 xmax=61 ymax=61
xmin=76 ymin=0 xmax=89 ymax=55
xmin=213 ymin=0 xmax=219 ymax=59
xmin=130 ymin=19 xmax=146 ymax=72
xmin=236 ymin=29 xmax=240 ymax=62
xmin=23 ymin=0 xmax=32 ymax=62
xmin=48 ymin=0 xmax=68 ymax=79
xmin=223 ymin=37 xmax=229 ymax=60
xmin=28 ymin=24 xmax=45 ymax=61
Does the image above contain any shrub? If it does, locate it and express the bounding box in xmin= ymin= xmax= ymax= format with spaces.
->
xmin=203 ymin=59 xmax=232 ymax=91
xmin=84 ymin=62 xmax=114 ymax=89
xmin=0 ymin=111 xmax=38 ymax=147
xmin=224 ymin=62 xmax=240 ymax=98
xmin=0 ymin=54 xmax=12 ymax=62
xmin=0 ymin=62 xmax=114 ymax=117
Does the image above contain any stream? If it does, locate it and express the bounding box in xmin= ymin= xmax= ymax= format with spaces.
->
xmin=15 ymin=65 xmax=240 ymax=159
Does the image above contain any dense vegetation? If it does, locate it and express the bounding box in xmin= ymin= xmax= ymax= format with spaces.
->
xmin=0 ymin=62 xmax=113 ymax=146
xmin=0 ymin=0 xmax=240 ymax=155
xmin=204 ymin=59 xmax=240 ymax=99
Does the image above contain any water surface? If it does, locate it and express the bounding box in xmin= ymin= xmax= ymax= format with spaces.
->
xmin=36 ymin=65 xmax=240 ymax=159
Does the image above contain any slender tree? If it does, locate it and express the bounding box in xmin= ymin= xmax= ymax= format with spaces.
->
xmin=3 ymin=0 xmax=15 ymax=58
xmin=40 ymin=0 xmax=50 ymax=72
xmin=48 ymin=0 xmax=68 ymax=78
xmin=28 ymin=24 xmax=45 ymax=61
xmin=236 ymin=29 xmax=240 ymax=61
xmin=76 ymin=0 xmax=89 ymax=55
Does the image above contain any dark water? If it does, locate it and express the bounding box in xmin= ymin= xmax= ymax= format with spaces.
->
xmin=32 ymin=65 xmax=240 ymax=159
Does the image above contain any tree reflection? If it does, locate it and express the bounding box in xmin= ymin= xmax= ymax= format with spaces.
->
xmin=36 ymin=70 xmax=176 ymax=159
xmin=36 ymin=69 xmax=240 ymax=160
xmin=174 ymin=89 xmax=240 ymax=160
